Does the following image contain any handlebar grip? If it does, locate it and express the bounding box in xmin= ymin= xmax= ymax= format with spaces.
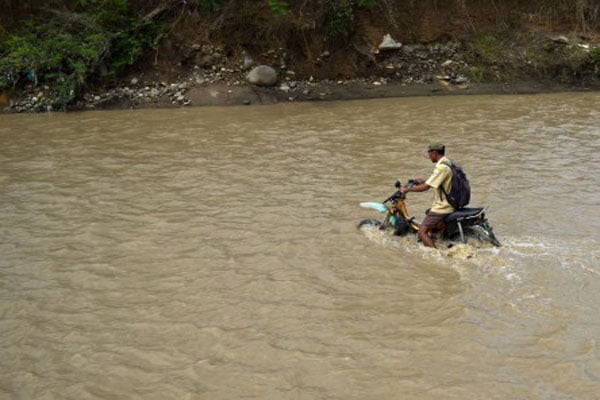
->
xmin=407 ymin=178 xmax=424 ymax=187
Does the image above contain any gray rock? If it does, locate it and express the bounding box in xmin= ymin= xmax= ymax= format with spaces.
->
xmin=551 ymin=35 xmax=569 ymax=44
xmin=379 ymin=34 xmax=402 ymax=51
xmin=243 ymin=55 xmax=255 ymax=69
xmin=246 ymin=65 xmax=278 ymax=86
xmin=196 ymin=54 xmax=214 ymax=67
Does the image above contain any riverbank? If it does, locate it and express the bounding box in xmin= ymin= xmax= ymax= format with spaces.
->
xmin=4 ymin=77 xmax=598 ymax=114
xmin=3 ymin=73 xmax=599 ymax=113
xmin=2 ymin=1 xmax=600 ymax=114
xmin=86 ymin=78 xmax=600 ymax=111
xmin=3 ymin=35 xmax=598 ymax=113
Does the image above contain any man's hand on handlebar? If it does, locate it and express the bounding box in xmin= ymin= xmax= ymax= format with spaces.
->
xmin=409 ymin=178 xmax=425 ymax=185
xmin=401 ymin=178 xmax=427 ymax=193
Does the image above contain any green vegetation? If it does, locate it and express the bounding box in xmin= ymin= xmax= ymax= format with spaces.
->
xmin=0 ymin=0 xmax=598 ymax=109
xmin=469 ymin=66 xmax=487 ymax=83
xmin=0 ymin=23 xmax=108 ymax=108
xmin=0 ymin=0 xmax=165 ymax=108
xmin=266 ymin=0 xmax=289 ymax=16
xmin=196 ymin=0 xmax=225 ymax=12
xmin=323 ymin=0 xmax=375 ymax=39
xmin=189 ymin=0 xmax=288 ymax=14
xmin=0 ymin=0 xmax=295 ymax=108
xmin=471 ymin=34 xmax=504 ymax=62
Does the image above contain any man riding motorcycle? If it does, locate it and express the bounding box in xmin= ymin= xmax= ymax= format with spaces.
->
xmin=400 ymin=143 xmax=453 ymax=248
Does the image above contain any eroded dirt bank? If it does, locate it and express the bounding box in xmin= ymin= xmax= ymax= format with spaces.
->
xmin=1 ymin=1 xmax=599 ymax=113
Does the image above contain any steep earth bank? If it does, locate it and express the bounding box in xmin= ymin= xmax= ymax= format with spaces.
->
xmin=2 ymin=2 xmax=599 ymax=113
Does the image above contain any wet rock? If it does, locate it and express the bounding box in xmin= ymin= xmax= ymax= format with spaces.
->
xmin=246 ymin=65 xmax=278 ymax=86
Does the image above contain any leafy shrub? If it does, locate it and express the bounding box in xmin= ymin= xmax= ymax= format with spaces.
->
xmin=267 ymin=0 xmax=289 ymax=16
xmin=0 ymin=22 xmax=110 ymax=108
xmin=187 ymin=0 xmax=224 ymax=12
xmin=323 ymin=0 xmax=374 ymax=39
xmin=469 ymin=66 xmax=486 ymax=83
xmin=0 ymin=1 xmax=164 ymax=109
xmin=182 ymin=0 xmax=287 ymax=15
xmin=472 ymin=34 xmax=502 ymax=61
xmin=324 ymin=0 xmax=355 ymax=39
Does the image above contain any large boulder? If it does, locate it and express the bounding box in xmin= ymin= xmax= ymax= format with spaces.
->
xmin=246 ymin=65 xmax=278 ymax=86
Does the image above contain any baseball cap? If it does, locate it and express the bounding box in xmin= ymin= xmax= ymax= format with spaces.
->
xmin=427 ymin=143 xmax=445 ymax=152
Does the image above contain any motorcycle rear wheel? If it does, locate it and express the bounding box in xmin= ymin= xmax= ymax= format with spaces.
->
xmin=469 ymin=223 xmax=501 ymax=247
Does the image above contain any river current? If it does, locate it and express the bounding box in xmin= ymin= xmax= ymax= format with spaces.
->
xmin=1 ymin=93 xmax=599 ymax=399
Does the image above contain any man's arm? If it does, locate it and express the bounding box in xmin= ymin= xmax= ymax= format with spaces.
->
xmin=401 ymin=182 xmax=430 ymax=193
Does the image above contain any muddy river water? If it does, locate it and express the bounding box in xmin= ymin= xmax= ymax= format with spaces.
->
xmin=1 ymin=93 xmax=599 ymax=399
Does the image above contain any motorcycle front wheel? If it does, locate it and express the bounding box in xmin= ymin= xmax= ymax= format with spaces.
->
xmin=358 ymin=218 xmax=383 ymax=230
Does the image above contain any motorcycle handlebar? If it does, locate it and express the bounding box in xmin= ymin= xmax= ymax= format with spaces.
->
xmin=384 ymin=190 xmax=404 ymax=203
xmin=385 ymin=178 xmax=420 ymax=203
xmin=395 ymin=178 xmax=421 ymax=188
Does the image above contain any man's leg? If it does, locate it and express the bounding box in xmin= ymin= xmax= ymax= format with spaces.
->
xmin=419 ymin=211 xmax=446 ymax=249
xmin=418 ymin=225 xmax=436 ymax=248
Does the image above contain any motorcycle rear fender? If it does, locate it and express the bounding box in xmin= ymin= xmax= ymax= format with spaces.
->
xmin=444 ymin=210 xmax=490 ymax=241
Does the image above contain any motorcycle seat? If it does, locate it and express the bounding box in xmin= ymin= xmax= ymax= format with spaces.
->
xmin=445 ymin=207 xmax=484 ymax=223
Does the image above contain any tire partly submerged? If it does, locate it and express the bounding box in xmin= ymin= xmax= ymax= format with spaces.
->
xmin=358 ymin=218 xmax=382 ymax=230
xmin=468 ymin=224 xmax=502 ymax=247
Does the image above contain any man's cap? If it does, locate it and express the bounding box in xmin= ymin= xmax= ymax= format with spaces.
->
xmin=427 ymin=143 xmax=445 ymax=152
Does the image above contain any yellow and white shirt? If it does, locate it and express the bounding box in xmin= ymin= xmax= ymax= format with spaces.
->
xmin=425 ymin=156 xmax=454 ymax=214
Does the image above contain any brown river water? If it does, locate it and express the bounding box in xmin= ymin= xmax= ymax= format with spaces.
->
xmin=1 ymin=93 xmax=599 ymax=399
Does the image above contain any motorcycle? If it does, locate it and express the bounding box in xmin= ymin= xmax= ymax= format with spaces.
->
xmin=358 ymin=179 xmax=501 ymax=247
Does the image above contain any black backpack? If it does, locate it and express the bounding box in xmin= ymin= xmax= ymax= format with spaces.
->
xmin=441 ymin=161 xmax=471 ymax=209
